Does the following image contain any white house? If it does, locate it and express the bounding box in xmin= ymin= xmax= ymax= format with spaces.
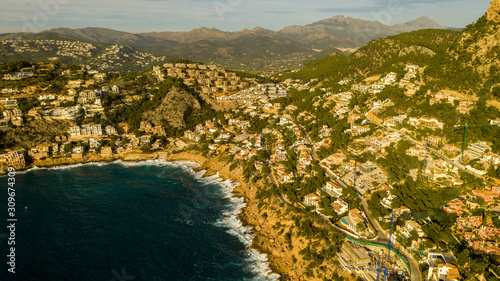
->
xmin=483 ymin=152 xmax=500 ymax=165
xmin=325 ymin=181 xmax=343 ymax=197
xmin=402 ymin=220 xmax=424 ymax=238
xmin=331 ymin=198 xmax=349 ymax=215
xmin=304 ymin=193 xmax=321 ymax=208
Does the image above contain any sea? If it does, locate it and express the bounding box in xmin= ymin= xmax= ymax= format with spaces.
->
xmin=0 ymin=160 xmax=280 ymax=281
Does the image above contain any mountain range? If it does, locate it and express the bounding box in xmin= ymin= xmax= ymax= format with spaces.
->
xmin=286 ymin=0 xmax=500 ymax=98
xmin=48 ymin=15 xmax=445 ymax=50
xmin=0 ymin=15 xmax=448 ymax=73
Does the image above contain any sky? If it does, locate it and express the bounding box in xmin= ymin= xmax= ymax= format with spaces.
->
xmin=0 ymin=0 xmax=493 ymax=34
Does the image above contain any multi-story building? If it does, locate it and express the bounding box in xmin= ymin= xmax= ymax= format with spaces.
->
xmin=331 ymin=198 xmax=349 ymax=215
xmin=105 ymin=125 xmax=117 ymax=135
xmin=465 ymin=141 xmax=491 ymax=160
xmin=325 ymin=181 xmax=343 ymax=197
xmin=2 ymin=151 xmax=26 ymax=166
xmin=101 ymin=146 xmax=113 ymax=156
xmin=304 ymin=193 xmax=320 ymax=208
xmin=340 ymin=241 xmax=371 ymax=267
xmin=70 ymin=124 xmax=103 ymax=138
xmin=0 ymin=98 xmax=18 ymax=108
xmin=483 ymin=152 xmax=500 ymax=165
xmin=433 ymin=264 xmax=460 ymax=281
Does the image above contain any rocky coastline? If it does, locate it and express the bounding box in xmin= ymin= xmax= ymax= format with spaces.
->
xmin=1 ymin=149 xmax=349 ymax=280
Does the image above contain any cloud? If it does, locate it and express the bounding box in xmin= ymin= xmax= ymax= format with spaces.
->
xmin=316 ymin=6 xmax=380 ymax=13
xmin=0 ymin=0 xmax=492 ymax=33
xmin=265 ymin=10 xmax=296 ymax=15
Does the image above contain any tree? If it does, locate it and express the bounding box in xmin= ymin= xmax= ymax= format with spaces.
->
xmin=64 ymin=143 xmax=73 ymax=153
xmin=243 ymin=157 xmax=256 ymax=179
xmin=409 ymin=230 xmax=419 ymax=241
xmin=356 ymin=222 xmax=365 ymax=234
xmin=261 ymin=165 xmax=270 ymax=175
xmin=492 ymin=86 xmax=500 ymax=99
xmin=141 ymin=144 xmax=152 ymax=153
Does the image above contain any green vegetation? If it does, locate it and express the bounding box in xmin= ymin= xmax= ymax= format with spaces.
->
xmin=390 ymin=178 xmax=459 ymax=215
xmin=367 ymin=190 xmax=391 ymax=218
xmin=376 ymin=140 xmax=421 ymax=182
xmin=283 ymin=18 xmax=500 ymax=97
xmin=283 ymin=29 xmax=464 ymax=90
xmin=0 ymin=60 xmax=32 ymax=74
xmin=105 ymin=76 xmax=223 ymax=136
xmin=279 ymin=164 xmax=328 ymax=202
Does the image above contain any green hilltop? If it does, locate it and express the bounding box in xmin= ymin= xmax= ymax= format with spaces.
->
xmin=285 ymin=15 xmax=500 ymax=99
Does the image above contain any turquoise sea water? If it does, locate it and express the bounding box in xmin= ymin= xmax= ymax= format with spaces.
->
xmin=0 ymin=161 xmax=279 ymax=281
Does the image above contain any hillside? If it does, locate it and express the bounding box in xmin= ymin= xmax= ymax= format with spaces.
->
xmin=487 ymin=0 xmax=500 ymax=22
xmin=449 ymin=0 xmax=500 ymax=96
xmin=285 ymin=29 xmax=461 ymax=86
xmin=142 ymin=86 xmax=201 ymax=128
xmin=36 ymin=15 xmax=447 ymax=73
xmin=278 ymin=15 xmax=445 ymax=48
xmin=286 ymin=8 xmax=500 ymax=98
xmin=47 ymin=27 xmax=182 ymax=49
xmin=0 ymin=33 xmax=163 ymax=72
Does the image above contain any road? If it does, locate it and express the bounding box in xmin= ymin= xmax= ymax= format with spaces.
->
xmin=296 ymin=123 xmax=422 ymax=281
xmin=359 ymin=197 xmax=421 ymax=281
xmin=368 ymin=116 xmax=499 ymax=187
xmin=261 ymin=137 xmax=294 ymax=206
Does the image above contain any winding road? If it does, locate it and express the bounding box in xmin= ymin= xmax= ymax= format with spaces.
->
xmin=260 ymin=119 xmax=422 ymax=280
xmin=296 ymin=123 xmax=422 ymax=281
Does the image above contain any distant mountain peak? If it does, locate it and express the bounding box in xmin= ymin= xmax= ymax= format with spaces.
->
xmin=321 ymin=15 xmax=356 ymax=23
xmin=251 ymin=26 xmax=265 ymax=32
xmin=410 ymin=16 xmax=431 ymax=22
xmin=193 ymin=27 xmax=217 ymax=31
xmin=487 ymin=0 xmax=500 ymax=22
xmin=404 ymin=16 xmax=444 ymax=29
xmin=331 ymin=15 xmax=346 ymax=19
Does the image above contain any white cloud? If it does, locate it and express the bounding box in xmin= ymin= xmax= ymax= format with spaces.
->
xmin=0 ymin=0 xmax=491 ymax=33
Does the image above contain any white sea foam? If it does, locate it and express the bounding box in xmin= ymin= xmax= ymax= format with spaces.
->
xmin=164 ymin=162 xmax=280 ymax=280
xmin=11 ymin=159 xmax=170 ymax=176
xmin=10 ymin=166 xmax=41 ymax=175
xmin=114 ymin=159 xmax=166 ymax=167
xmin=14 ymin=158 xmax=280 ymax=280
xmin=198 ymin=173 xmax=280 ymax=280
xmin=166 ymin=160 xmax=207 ymax=178
xmin=13 ymin=162 xmax=94 ymax=175
xmin=245 ymin=248 xmax=281 ymax=281
xmin=169 ymin=160 xmax=201 ymax=169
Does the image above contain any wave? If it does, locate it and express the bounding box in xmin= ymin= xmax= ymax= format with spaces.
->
xmin=11 ymin=159 xmax=170 ymax=176
xmin=160 ymin=162 xmax=279 ymax=279
xmin=245 ymin=249 xmax=281 ymax=281
xmin=199 ymin=173 xmax=226 ymax=186
xmin=168 ymin=160 xmax=201 ymax=169
xmin=11 ymin=158 xmax=203 ymax=176
xmin=114 ymin=159 xmax=166 ymax=167
xmin=166 ymin=160 xmax=206 ymax=178
xmin=13 ymin=158 xmax=280 ymax=280
xmin=13 ymin=162 xmax=93 ymax=175
xmin=202 ymin=174 xmax=280 ymax=280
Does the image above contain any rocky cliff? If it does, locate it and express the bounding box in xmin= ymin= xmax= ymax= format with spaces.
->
xmin=487 ymin=0 xmax=500 ymax=22
xmin=453 ymin=1 xmax=500 ymax=81
xmin=142 ymin=87 xmax=201 ymax=128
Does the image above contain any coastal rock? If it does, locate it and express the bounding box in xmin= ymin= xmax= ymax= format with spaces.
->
xmin=3 ymin=118 xmax=72 ymax=148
